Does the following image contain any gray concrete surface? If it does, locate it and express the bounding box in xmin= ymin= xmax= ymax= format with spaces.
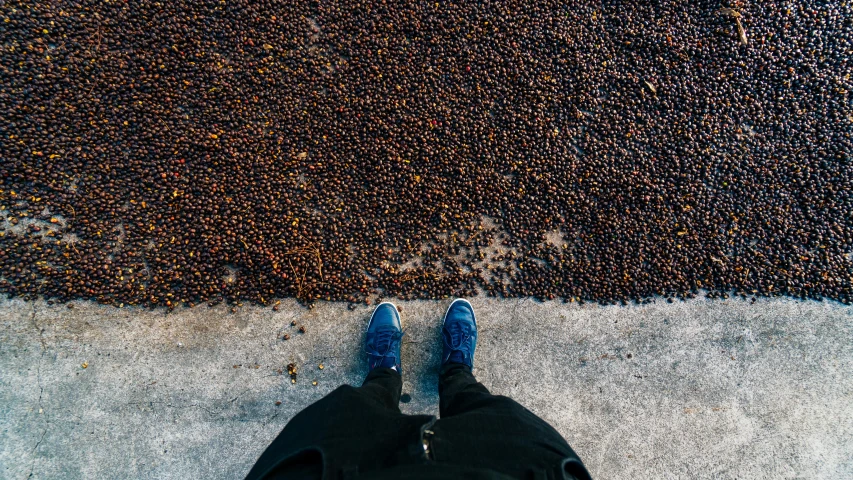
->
xmin=1 ymin=296 xmax=851 ymax=479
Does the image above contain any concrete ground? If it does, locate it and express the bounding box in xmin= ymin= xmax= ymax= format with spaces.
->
xmin=0 ymin=296 xmax=851 ymax=479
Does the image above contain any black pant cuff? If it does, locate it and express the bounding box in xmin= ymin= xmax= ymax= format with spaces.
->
xmin=364 ymin=366 xmax=402 ymax=383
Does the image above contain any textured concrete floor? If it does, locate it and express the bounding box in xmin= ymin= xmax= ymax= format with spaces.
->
xmin=1 ymin=296 xmax=851 ymax=479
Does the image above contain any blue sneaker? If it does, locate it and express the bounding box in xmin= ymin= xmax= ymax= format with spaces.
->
xmin=441 ymin=299 xmax=477 ymax=368
xmin=365 ymin=302 xmax=404 ymax=372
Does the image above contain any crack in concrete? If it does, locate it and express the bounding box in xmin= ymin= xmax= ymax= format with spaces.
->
xmin=124 ymin=384 xmax=258 ymax=421
xmin=125 ymin=400 xmax=221 ymax=417
xmin=262 ymin=409 xmax=280 ymax=428
xmin=229 ymin=387 xmax=253 ymax=404
xmin=27 ymin=303 xmax=49 ymax=479
xmin=26 ymin=429 xmax=47 ymax=480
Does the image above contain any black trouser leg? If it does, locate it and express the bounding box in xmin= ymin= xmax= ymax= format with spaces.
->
xmin=432 ymin=363 xmax=591 ymax=480
xmin=245 ymin=368 xmax=433 ymax=480
xmin=438 ymin=363 xmax=493 ymax=417
xmin=358 ymin=366 xmax=403 ymax=411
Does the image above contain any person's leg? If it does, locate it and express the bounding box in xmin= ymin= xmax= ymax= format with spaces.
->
xmin=358 ymin=366 xmax=403 ymax=411
xmin=431 ymin=299 xmax=591 ymax=480
xmin=436 ymin=299 xmax=495 ymax=418
xmin=433 ymin=386 xmax=590 ymax=479
xmin=438 ymin=362 xmax=490 ymax=417
xmin=358 ymin=300 xmax=406 ymax=409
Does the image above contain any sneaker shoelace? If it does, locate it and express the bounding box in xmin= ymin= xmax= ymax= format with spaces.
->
xmin=444 ymin=321 xmax=472 ymax=363
xmin=368 ymin=327 xmax=404 ymax=367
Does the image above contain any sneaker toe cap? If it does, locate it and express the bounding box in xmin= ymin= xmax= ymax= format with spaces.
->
xmin=446 ymin=299 xmax=476 ymax=325
xmin=369 ymin=302 xmax=401 ymax=330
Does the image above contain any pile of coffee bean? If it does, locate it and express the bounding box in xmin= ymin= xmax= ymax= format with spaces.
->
xmin=1 ymin=1 xmax=851 ymax=308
